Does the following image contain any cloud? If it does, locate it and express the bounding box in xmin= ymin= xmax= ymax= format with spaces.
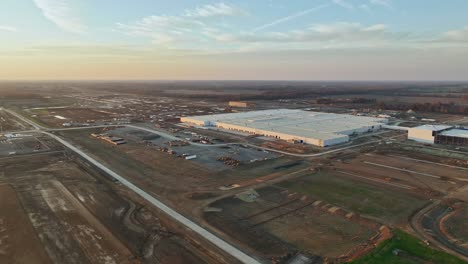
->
xmin=33 ymin=0 xmax=86 ymax=33
xmin=359 ymin=4 xmax=372 ymax=14
xmin=332 ymin=0 xmax=354 ymax=9
xmin=253 ymin=4 xmax=329 ymax=32
xmin=116 ymin=3 xmax=247 ymax=45
xmin=115 ymin=1 xmax=466 ymax=52
xmin=116 ymin=15 xmax=209 ymax=44
xmin=215 ymin=22 xmax=410 ymax=48
xmin=184 ymin=3 xmax=247 ymax=18
xmin=231 ymin=23 xmax=468 ymax=49
xmin=0 ymin=25 xmax=18 ymax=32
xmin=369 ymin=0 xmax=392 ymax=8
xmin=442 ymin=26 xmax=468 ymax=42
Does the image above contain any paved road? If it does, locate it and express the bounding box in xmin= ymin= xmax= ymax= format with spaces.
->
xmin=44 ymin=132 xmax=262 ymax=264
xmin=2 ymin=108 xmax=262 ymax=264
xmin=2 ymin=107 xmax=43 ymax=130
xmin=421 ymin=203 xmax=468 ymax=260
xmin=410 ymin=201 xmax=468 ymax=261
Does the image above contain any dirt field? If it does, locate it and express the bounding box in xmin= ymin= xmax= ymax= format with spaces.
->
xmin=0 ymin=152 xmax=221 ymax=264
xmin=263 ymin=207 xmax=375 ymax=258
xmin=389 ymin=142 xmax=468 ymax=162
xmin=0 ymin=95 xmax=76 ymax=109
xmin=57 ymin=129 xmax=212 ymax=195
xmin=57 ymin=128 xmax=303 ymax=194
xmin=205 ymin=185 xmax=381 ymax=262
xmin=0 ymin=153 xmax=139 ymax=263
xmin=331 ymin=153 xmax=468 ymax=197
xmin=0 ymin=110 xmax=32 ymax=131
xmin=29 ymin=108 xmax=116 ymax=127
xmin=0 ymin=184 xmax=51 ymax=264
xmin=201 ymin=145 xmax=468 ymax=261
xmin=57 ymin=127 xmax=451 ymax=261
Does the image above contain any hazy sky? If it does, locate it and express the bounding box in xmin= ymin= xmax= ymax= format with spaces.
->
xmin=1 ymin=0 xmax=467 ymax=80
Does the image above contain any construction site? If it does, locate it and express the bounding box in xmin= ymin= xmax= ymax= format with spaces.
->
xmin=52 ymin=119 xmax=467 ymax=263
xmin=0 ymin=82 xmax=467 ymax=264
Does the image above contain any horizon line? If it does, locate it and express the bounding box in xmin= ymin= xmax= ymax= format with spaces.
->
xmin=1 ymin=79 xmax=468 ymax=83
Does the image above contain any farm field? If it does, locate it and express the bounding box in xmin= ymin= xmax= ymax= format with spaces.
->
xmin=28 ymin=108 xmax=116 ymax=127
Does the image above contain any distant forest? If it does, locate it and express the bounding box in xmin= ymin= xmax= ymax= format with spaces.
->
xmin=376 ymin=102 xmax=468 ymax=115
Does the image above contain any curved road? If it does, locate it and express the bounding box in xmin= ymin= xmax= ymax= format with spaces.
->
xmin=421 ymin=204 xmax=468 ymax=259
xmin=410 ymin=201 xmax=468 ymax=261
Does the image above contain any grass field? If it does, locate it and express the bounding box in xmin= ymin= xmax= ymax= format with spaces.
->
xmin=350 ymin=230 xmax=467 ymax=264
xmin=276 ymin=171 xmax=427 ymax=225
xmin=205 ymin=185 xmax=378 ymax=260
xmin=18 ymin=109 xmax=51 ymax=128
xmin=263 ymin=206 xmax=377 ymax=258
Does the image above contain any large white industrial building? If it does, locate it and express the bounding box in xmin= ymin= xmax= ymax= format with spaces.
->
xmin=181 ymin=109 xmax=388 ymax=147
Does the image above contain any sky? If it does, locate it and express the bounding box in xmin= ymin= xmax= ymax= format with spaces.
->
xmin=0 ymin=0 xmax=467 ymax=80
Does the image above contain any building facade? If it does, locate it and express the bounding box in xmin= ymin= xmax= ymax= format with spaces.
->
xmin=408 ymin=125 xmax=468 ymax=146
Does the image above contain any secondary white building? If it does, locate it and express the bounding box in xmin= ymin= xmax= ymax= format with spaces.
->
xmin=407 ymin=125 xmax=453 ymax=144
xmin=407 ymin=125 xmax=468 ymax=146
xmin=181 ymin=109 xmax=388 ymax=147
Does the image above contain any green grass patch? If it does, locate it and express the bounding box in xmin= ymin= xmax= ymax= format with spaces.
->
xmin=16 ymin=110 xmax=51 ymax=128
xmin=276 ymin=172 xmax=427 ymax=224
xmin=350 ymin=230 xmax=467 ymax=264
xmin=30 ymin=109 xmax=50 ymax=115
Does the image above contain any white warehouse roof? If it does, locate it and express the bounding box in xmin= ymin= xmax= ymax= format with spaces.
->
xmin=411 ymin=125 xmax=453 ymax=131
xmin=181 ymin=109 xmax=388 ymax=147
xmin=439 ymin=129 xmax=468 ymax=139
